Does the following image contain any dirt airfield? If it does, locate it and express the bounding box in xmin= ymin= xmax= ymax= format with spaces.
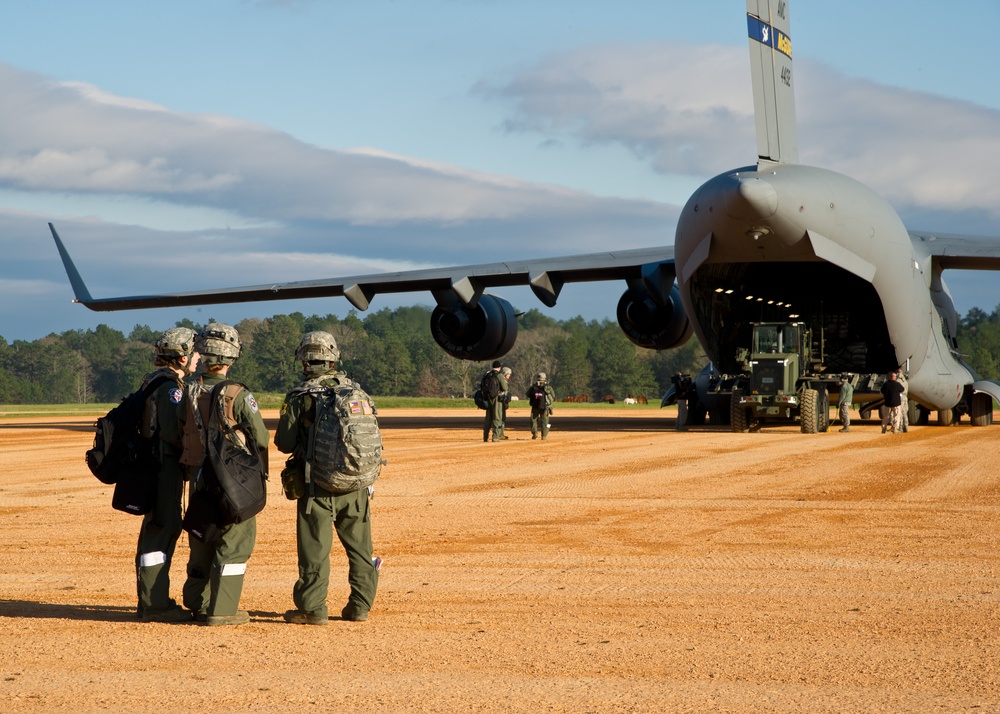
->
xmin=1 ymin=406 xmax=998 ymax=713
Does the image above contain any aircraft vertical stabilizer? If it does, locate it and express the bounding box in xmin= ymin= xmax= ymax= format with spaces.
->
xmin=746 ymin=0 xmax=798 ymax=164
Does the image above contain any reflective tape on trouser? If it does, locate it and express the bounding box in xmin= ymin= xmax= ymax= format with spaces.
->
xmin=220 ymin=563 xmax=247 ymax=576
xmin=139 ymin=551 xmax=167 ymax=568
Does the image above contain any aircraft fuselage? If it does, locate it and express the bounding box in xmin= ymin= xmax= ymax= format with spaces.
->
xmin=673 ymin=161 xmax=972 ymax=411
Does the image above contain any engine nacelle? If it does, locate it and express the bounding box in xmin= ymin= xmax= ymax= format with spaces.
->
xmin=617 ymin=284 xmax=693 ymax=350
xmin=430 ymin=293 xmax=518 ymax=361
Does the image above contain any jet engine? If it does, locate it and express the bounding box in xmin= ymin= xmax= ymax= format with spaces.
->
xmin=616 ymin=284 xmax=692 ymax=350
xmin=430 ymin=293 xmax=518 ymax=361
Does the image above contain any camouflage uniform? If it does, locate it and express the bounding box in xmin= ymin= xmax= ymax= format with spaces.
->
xmin=837 ymin=379 xmax=854 ymax=432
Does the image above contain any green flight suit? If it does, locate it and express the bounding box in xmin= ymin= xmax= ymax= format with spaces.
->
xmin=275 ymin=371 xmax=380 ymax=619
xmin=482 ymin=370 xmax=509 ymax=442
xmin=526 ymin=382 xmax=555 ymax=439
xmin=181 ymin=372 xmax=270 ymax=618
xmin=134 ymin=367 xmax=185 ymax=616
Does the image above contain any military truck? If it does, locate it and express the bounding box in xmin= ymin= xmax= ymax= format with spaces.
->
xmin=730 ymin=321 xmax=837 ymax=433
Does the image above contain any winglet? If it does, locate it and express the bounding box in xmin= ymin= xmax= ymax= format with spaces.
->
xmin=746 ymin=0 xmax=798 ymax=164
xmin=48 ymin=223 xmax=94 ymax=304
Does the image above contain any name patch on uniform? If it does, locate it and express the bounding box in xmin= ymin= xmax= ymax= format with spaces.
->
xmin=169 ymin=388 xmax=183 ymax=404
xmin=246 ymin=394 xmax=259 ymax=412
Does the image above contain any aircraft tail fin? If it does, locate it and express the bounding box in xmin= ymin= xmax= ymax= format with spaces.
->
xmin=746 ymin=0 xmax=798 ymax=164
xmin=48 ymin=223 xmax=94 ymax=305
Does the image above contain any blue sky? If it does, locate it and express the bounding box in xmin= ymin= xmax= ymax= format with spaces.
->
xmin=2 ymin=0 xmax=1000 ymax=341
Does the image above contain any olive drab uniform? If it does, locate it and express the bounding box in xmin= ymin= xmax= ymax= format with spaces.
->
xmin=181 ymin=372 xmax=270 ymax=620
xmin=275 ymin=371 xmax=380 ymax=622
xmin=526 ymin=377 xmax=555 ymax=440
xmin=483 ymin=369 xmax=509 ymax=442
xmin=134 ymin=367 xmax=186 ymax=617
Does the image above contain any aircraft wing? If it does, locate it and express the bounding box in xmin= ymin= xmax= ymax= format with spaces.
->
xmin=49 ymin=223 xmax=673 ymax=312
xmin=910 ymin=231 xmax=1000 ymax=270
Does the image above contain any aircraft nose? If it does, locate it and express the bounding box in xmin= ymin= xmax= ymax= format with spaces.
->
xmin=727 ymin=176 xmax=778 ymax=220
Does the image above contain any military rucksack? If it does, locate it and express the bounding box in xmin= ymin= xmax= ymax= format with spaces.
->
xmin=86 ymin=373 xmax=176 ymax=496
xmin=299 ymin=377 xmax=384 ymax=495
xmin=480 ymin=370 xmax=501 ymax=402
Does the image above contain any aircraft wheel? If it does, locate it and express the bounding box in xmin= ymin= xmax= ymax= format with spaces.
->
xmin=970 ymin=393 xmax=994 ymax=427
xmin=730 ymin=390 xmax=749 ymax=433
xmin=800 ymin=389 xmax=819 ymax=434
xmin=938 ymin=408 xmax=955 ymax=426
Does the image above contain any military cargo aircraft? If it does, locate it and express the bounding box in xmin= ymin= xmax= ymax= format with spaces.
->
xmin=49 ymin=0 xmax=1000 ymax=428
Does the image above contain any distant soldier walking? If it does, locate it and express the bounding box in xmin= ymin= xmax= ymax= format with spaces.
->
xmin=837 ymin=376 xmax=854 ymax=433
xmin=481 ymin=361 xmax=508 ymax=442
xmin=526 ymin=372 xmax=555 ymax=440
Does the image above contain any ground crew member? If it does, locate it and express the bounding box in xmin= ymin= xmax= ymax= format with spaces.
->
xmin=181 ymin=323 xmax=269 ymax=626
xmin=135 ymin=327 xmax=199 ymax=623
xmin=526 ymin=372 xmax=555 ymax=440
xmin=275 ymin=331 xmax=381 ymax=624
xmin=838 ymin=376 xmax=854 ymax=433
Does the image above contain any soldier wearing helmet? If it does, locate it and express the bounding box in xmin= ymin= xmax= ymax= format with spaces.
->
xmin=134 ymin=326 xmax=200 ymax=623
xmin=525 ymin=371 xmax=555 ymax=440
xmin=180 ymin=323 xmax=270 ymax=626
xmin=275 ymin=331 xmax=382 ymax=624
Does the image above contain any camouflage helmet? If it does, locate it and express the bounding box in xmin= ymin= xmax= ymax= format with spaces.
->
xmin=154 ymin=327 xmax=196 ymax=358
xmin=195 ymin=323 xmax=241 ymax=365
xmin=295 ymin=331 xmax=340 ymax=363
xmin=535 ymin=372 xmax=547 ymax=383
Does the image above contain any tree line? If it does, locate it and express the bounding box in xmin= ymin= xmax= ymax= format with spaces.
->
xmin=0 ymin=307 xmax=707 ymax=404
xmin=4 ymin=303 xmax=997 ymax=405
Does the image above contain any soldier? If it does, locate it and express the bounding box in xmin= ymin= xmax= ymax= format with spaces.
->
xmin=181 ymin=323 xmax=269 ymax=626
xmin=135 ymin=327 xmax=199 ymax=623
xmin=897 ymin=371 xmax=910 ymax=433
xmin=837 ymin=376 xmax=854 ymax=433
xmin=275 ymin=331 xmax=382 ymax=624
xmin=880 ymin=372 xmax=905 ymax=434
xmin=526 ymin=372 xmax=555 ymax=440
xmin=500 ymin=366 xmax=513 ymax=432
xmin=482 ymin=360 xmax=508 ymax=442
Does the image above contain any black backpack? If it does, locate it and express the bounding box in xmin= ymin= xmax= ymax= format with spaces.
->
xmin=480 ymin=370 xmax=501 ymax=402
xmin=528 ymin=386 xmax=548 ymax=411
xmin=182 ymin=380 xmax=267 ymax=542
xmin=86 ymin=374 xmax=175 ymax=486
xmin=199 ymin=380 xmax=268 ymax=526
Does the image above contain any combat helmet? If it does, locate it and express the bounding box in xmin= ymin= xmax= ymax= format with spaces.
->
xmin=194 ymin=323 xmax=241 ymax=365
xmin=535 ymin=372 xmax=547 ymax=383
xmin=295 ymin=331 xmax=340 ymax=363
xmin=154 ymin=327 xmax=196 ymax=359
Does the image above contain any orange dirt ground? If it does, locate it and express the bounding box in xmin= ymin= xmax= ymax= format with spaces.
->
xmin=1 ymin=407 xmax=998 ymax=712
